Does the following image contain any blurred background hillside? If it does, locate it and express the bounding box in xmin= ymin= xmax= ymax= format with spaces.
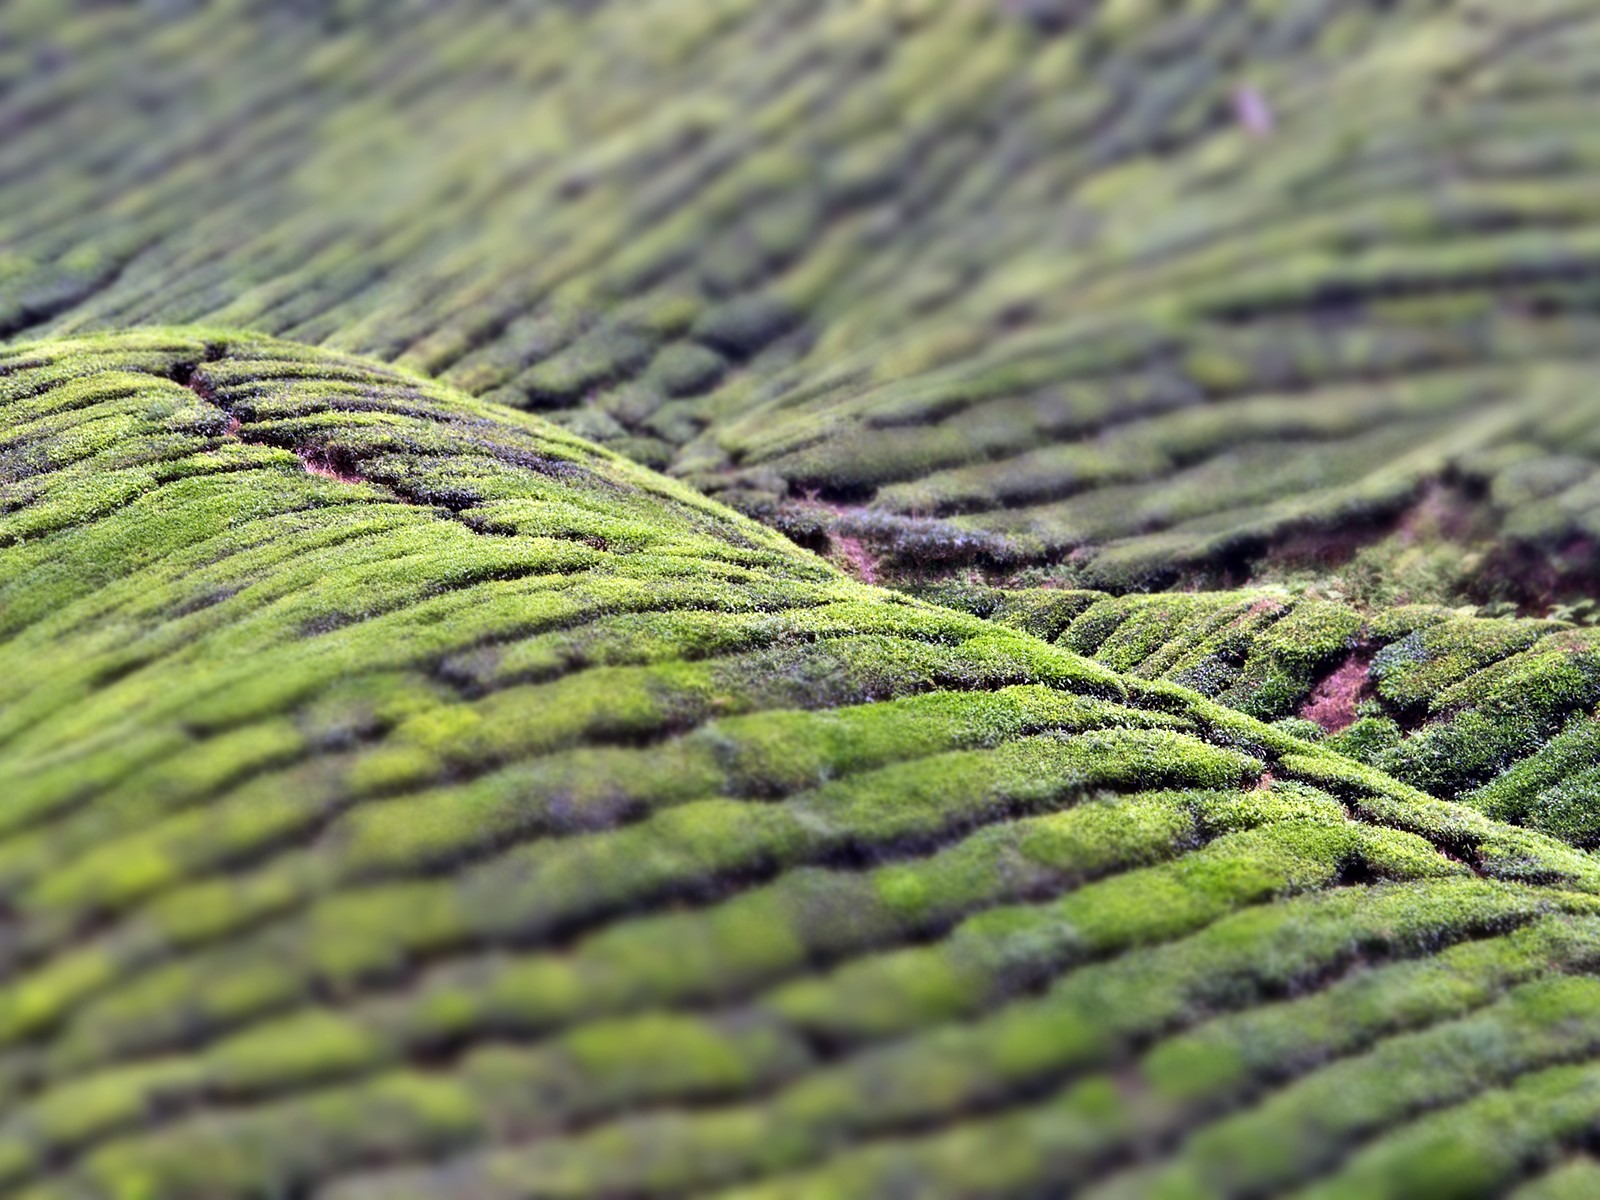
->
xmin=5 ymin=0 xmax=1600 ymax=601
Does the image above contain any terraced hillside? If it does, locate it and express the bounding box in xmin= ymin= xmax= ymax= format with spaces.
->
xmin=2 ymin=331 xmax=1599 ymax=1197
xmin=9 ymin=1 xmax=1600 ymax=1197
xmin=4 ymin=0 xmax=1600 ymax=590
xmin=930 ymin=586 xmax=1600 ymax=845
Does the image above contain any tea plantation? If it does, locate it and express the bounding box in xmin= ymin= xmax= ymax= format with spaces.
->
xmin=7 ymin=1 xmax=1600 ymax=1196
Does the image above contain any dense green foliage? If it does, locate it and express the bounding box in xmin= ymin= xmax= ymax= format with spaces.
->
xmin=7 ymin=1 xmax=1600 ymax=1196
xmin=0 ymin=332 xmax=1594 ymax=1197
xmin=5 ymin=0 xmax=1600 ymax=590
xmin=914 ymin=585 xmax=1600 ymax=844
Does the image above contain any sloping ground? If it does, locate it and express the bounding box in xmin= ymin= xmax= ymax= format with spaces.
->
xmin=932 ymin=585 xmax=1600 ymax=846
xmin=9 ymin=4 xmax=1600 ymax=1197
xmin=3 ymin=0 xmax=1600 ymax=591
xmin=1 ymin=332 xmax=1599 ymax=1197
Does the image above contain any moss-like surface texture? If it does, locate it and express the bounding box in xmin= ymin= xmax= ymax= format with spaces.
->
xmin=0 ymin=330 xmax=1596 ymax=1197
xmin=2 ymin=1 xmax=1600 ymax=590
xmin=920 ymin=585 xmax=1600 ymax=847
xmin=9 ymin=2 xmax=1600 ymax=1195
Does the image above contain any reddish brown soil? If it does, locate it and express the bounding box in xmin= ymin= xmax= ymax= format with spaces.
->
xmin=1300 ymin=652 xmax=1375 ymax=735
xmin=298 ymin=450 xmax=364 ymax=485
xmin=1255 ymin=482 xmax=1487 ymax=578
xmin=832 ymin=534 xmax=879 ymax=585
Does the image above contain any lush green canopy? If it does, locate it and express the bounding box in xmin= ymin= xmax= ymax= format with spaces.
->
xmin=7 ymin=2 xmax=1600 ymax=1196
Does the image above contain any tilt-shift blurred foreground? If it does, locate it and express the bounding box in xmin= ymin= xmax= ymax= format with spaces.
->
xmin=8 ymin=2 xmax=1600 ymax=1197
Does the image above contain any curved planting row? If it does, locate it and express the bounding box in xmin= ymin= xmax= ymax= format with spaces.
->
xmin=915 ymin=585 xmax=1600 ymax=846
xmin=1 ymin=2 xmax=1599 ymax=589
xmin=0 ymin=332 xmax=1597 ymax=1197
